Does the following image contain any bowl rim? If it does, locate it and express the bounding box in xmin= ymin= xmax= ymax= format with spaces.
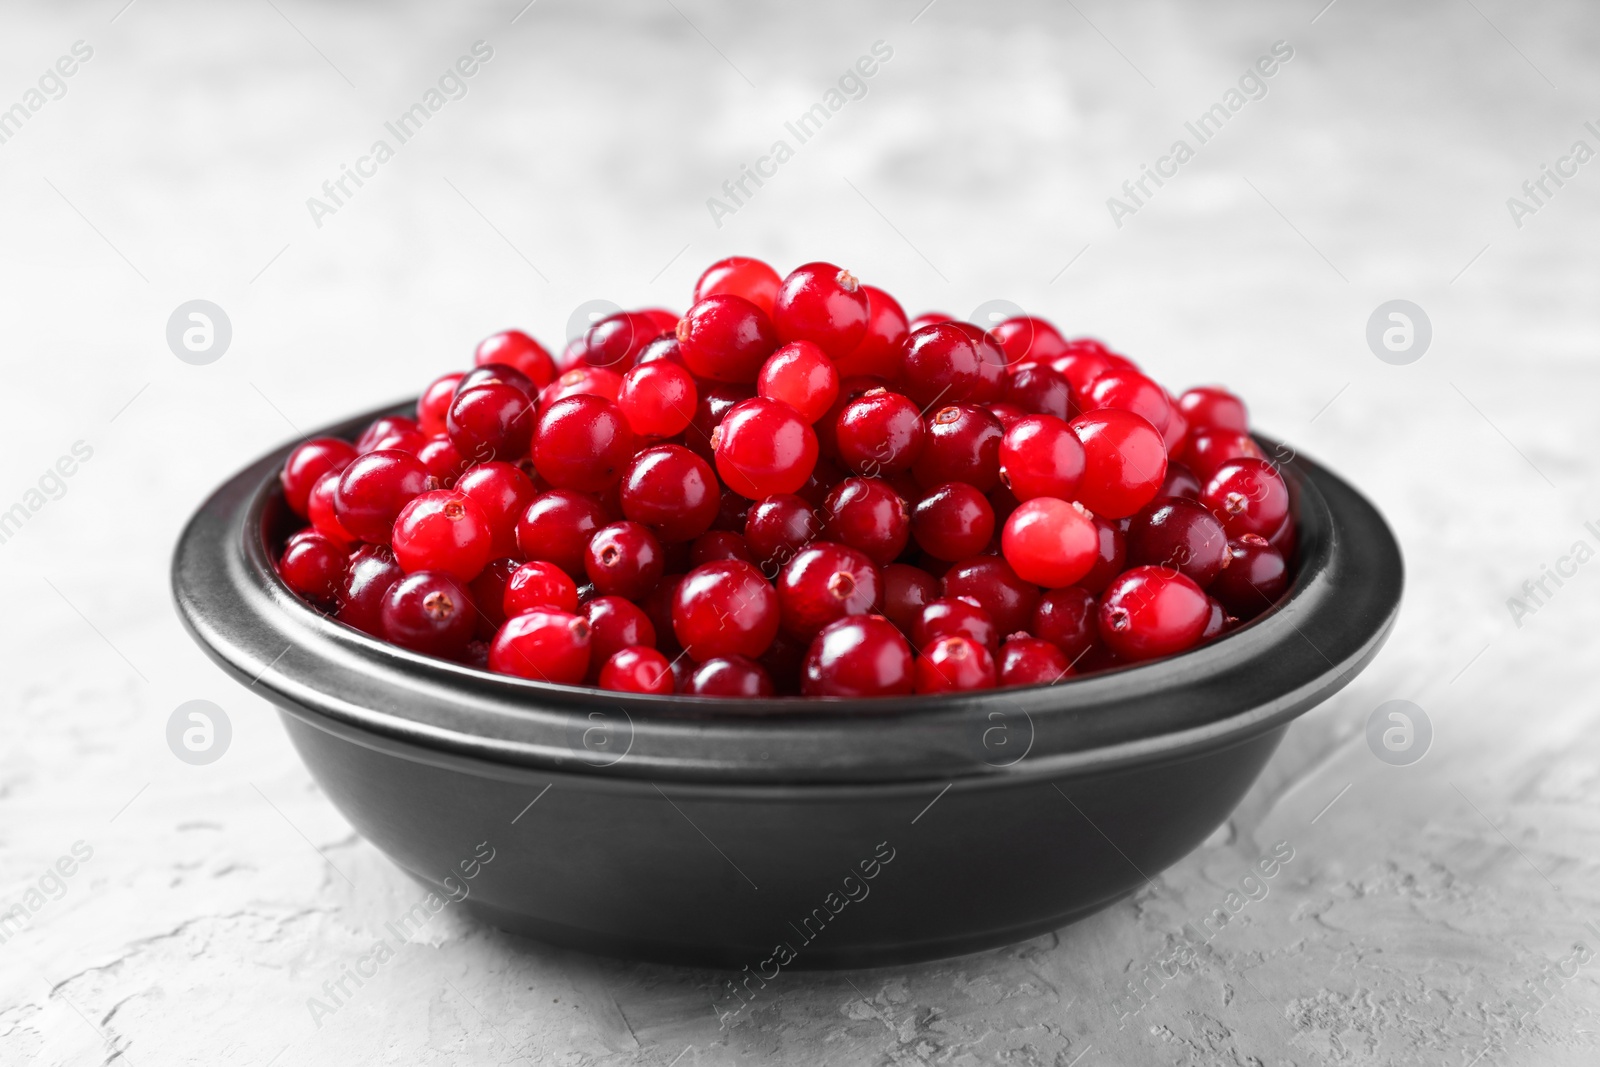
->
xmin=172 ymin=399 xmax=1403 ymax=786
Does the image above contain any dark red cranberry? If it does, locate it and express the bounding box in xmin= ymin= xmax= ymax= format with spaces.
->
xmin=1003 ymin=365 xmax=1075 ymax=420
xmin=585 ymin=311 xmax=664 ymax=370
xmin=1033 ymin=587 xmax=1099 ymax=665
xmin=633 ymin=334 xmax=684 ymax=367
xmin=381 ymin=571 xmax=476 ymax=659
xmin=1183 ymin=430 xmax=1264 ymax=483
xmin=745 ymin=494 xmax=820 ymax=576
xmin=999 ymin=636 xmax=1071 ymax=687
xmin=584 ymin=595 xmax=657 ymax=671
xmin=991 ymin=316 xmax=1069 ymax=367
xmin=998 ymin=414 xmax=1085 ymax=501
xmin=834 ymin=389 xmax=925 ymax=475
xmin=942 ymin=556 xmax=1040 ymax=636
xmin=822 ymin=478 xmax=910 ymax=567
xmin=1210 ymin=535 xmax=1289 ymax=620
xmin=1200 ymin=598 xmax=1231 ymax=641
xmin=914 ymin=405 xmax=1003 ymax=492
xmin=337 ymin=544 xmax=403 ymax=636
xmin=488 ymin=609 xmax=591 ymax=684
xmin=1001 ymin=498 xmax=1098 ymax=587
xmin=901 ymin=323 xmax=982 ymax=408
xmin=391 ymin=490 xmax=494 ymax=581
xmin=882 ymin=563 xmax=940 ymax=637
xmin=446 ymin=383 xmax=534 ymax=465
xmin=333 ymin=449 xmax=430 ymax=544
xmin=533 ymin=395 xmax=635 ymax=494
xmin=688 ymin=655 xmax=775 ymax=697
xmin=619 ymin=359 xmax=697 ymax=439
xmin=694 ymin=256 xmax=782 ymax=315
xmin=620 ymin=444 xmax=720 ymax=543
xmin=683 ymin=382 xmax=754 ymax=463
xmin=1098 ymin=567 xmax=1210 ymax=662
xmin=455 ymin=462 xmax=537 ymax=559
xmin=468 ymin=557 xmax=519 ymax=638
xmin=635 ymin=578 xmax=682 ymax=654
xmin=912 ymin=597 xmax=998 ymax=654
xmin=912 ymin=483 xmax=995 ymax=562
xmin=515 ymin=489 xmax=607 ymax=579
xmin=757 ymin=341 xmax=839 ymax=424
xmin=417 ymin=372 xmax=466 ymax=435
xmin=281 ymin=437 xmax=358 ymax=517
xmin=690 ymin=530 xmax=755 ymax=567
xmin=796 ymin=455 xmax=848 ymax=510
xmin=1202 ymin=459 xmax=1290 ymax=538
xmin=504 ymin=560 xmax=580 ymax=616
xmin=915 ymin=635 xmax=997 ymax=693
xmin=987 ymin=401 xmax=1029 ymax=429
xmin=771 ymin=262 xmax=870 ymax=359
xmin=278 ymin=531 xmax=346 ymax=608
xmin=1076 ymin=511 xmax=1127 ymax=595
xmin=676 ymin=294 xmax=778 ymax=383
xmin=456 ymin=361 xmax=539 ymax=401
xmin=1126 ymin=497 xmax=1230 ymax=588
xmin=950 ymin=323 xmax=1008 ymax=403
xmin=801 ymin=615 xmax=914 ymax=697
xmin=1159 ymin=461 xmax=1203 ymax=500
xmin=585 ymin=521 xmax=663 ymax=599
xmin=712 ymin=397 xmax=818 ymax=499
xmin=1069 ymin=409 xmax=1168 ymax=519
xmin=599 ymin=646 xmax=674 ymax=694
xmin=672 ymin=560 xmax=780 ymax=661
xmin=835 ymin=284 xmax=908 ymax=379
xmin=757 ymin=633 xmax=806 ymax=692
xmin=713 ymin=485 xmax=751 ymax=532
xmin=777 ymin=542 xmax=881 ymax=639
xmin=1178 ymin=386 xmax=1249 ymax=434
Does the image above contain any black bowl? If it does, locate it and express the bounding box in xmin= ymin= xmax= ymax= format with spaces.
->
xmin=172 ymin=402 xmax=1402 ymax=971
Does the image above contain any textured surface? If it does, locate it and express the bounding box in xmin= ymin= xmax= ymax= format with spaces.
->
xmin=2 ymin=0 xmax=1598 ymax=1064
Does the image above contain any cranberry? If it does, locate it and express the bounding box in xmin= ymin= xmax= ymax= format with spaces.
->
xmin=998 ymin=414 xmax=1085 ymax=502
xmin=745 ymin=494 xmax=820 ymax=575
xmin=999 ymin=636 xmax=1071 ymax=687
xmin=333 ymin=449 xmax=430 ymax=544
xmin=822 ymin=478 xmax=910 ymax=567
xmin=618 ymin=360 xmax=698 ymax=438
xmin=797 ymin=455 xmax=848 ymax=509
xmin=991 ymin=316 xmax=1069 ymax=366
xmin=337 ymin=544 xmax=402 ymax=636
xmin=585 ymin=521 xmax=663 ymax=599
xmin=475 ymin=329 xmax=555 ymax=384
xmin=683 ymin=382 xmax=754 ymax=463
xmin=914 ymin=405 xmax=1003 ymax=492
xmin=915 ymin=635 xmax=997 ymax=693
xmin=488 ymin=609 xmax=591 ymax=684
xmin=633 ymin=334 xmax=684 ymax=367
xmin=901 ymin=323 xmax=982 ymax=408
xmin=1000 ymin=497 xmax=1098 ymax=587
xmin=694 ymin=256 xmax=782 ymax=315
xmin=1003 ymin=365 xmax=1075 ymax=420
xmin=619 ymin=444 xmax=719 ymax=543
xmin=307 ymin=470 xmax=356 ymax=545
xmin=912 ymin=597 xmax=998 ymax=654
xmin=1098 ymin=566 xmax=1210 ymax=662
xmin=541 ymin=366 xmax=624 ymax=406
xmin=951 ymin=323 xmax=1009 ymax=403
xmin=777 ymin=542 xmax=881 ymax=639
xmin=452 ymin=462 xmax=534 ymax=558
xmin=1200 ymin=598 xmax=1231 ymax=641
xmin=634 ymin=579 xmax=681 ymax=654
xmin=688 ymin=655 xmax=775 ymax=697
xmin=1178 ymin=386 xmax=1249 ymax=434
xmin=1159 ymin=461 xmax=1203 ymax=500
xmin=1268 ymin=512 xmax=1297 ymax=561
xmin=281 ymin=437 xmax=358 ymax=518
xmin=1033 ymin=587 xmax=1098 ymax=664
xmin=381 ymin=571 xmax=477 ymax=659
xmin=1161 ymin=404 xmax=1189 ymax=456
xmin=1087 ymin=372 xmax=1173 ymax=433
xmin=834 ymin=389 xmax=925 ymax=475
xmin=942 ymin=556 xmax=1040 ymax=636
xmin=676 ymin=294 xmax=778 ymax=383
xmin=911 ymin=483 xmax=995 ymax=562
xmin=585 ymin=595 xmax=657 ymax=670
xmin=446 ymin=383 xmax=534 ymax=465
xmin=836 ymin=284 xmax=908 ymax=379
xmin=417 ymin=372 xmax=466 ymax=436
xmin=772 ymin=262 xmax=870 ymax=359
xmin=391 ymin=490 xmax=494 ymax=581
xmin=1068 ymin=409 xmax=1168 ymax=519
xmin=672 ymin=560 xmax=780 ymax=661
xmin=1183 ymin=430 xmax=1264 ymax=483
xmin=987 ymin=401 xmax=1028 ymax=430
xmin=690 ymin=530 xmax=754 ymax=567
xmin=599 ymin=646 xmax=675 ymax=694
xmin=1077 ymin=511 xmax=1128 ymax=595
xmin=801 ymin=615 xmax=914 ymax=697
xmin=639 ymin=308 xmax=681 ymax=335
xmin=356 ymin=416 xmax=420 ymax=454
xmin=712 ymin=397 xmax=818 ymax=499
xmin=515 ymin=489 xmax=606 ymax=579
xmin=757 ymin=633 xmax=806 ymax=692
xmin=908 ymin=311 xmax=954 ymax=332
xmin=882 ymin=563 xmax=941 ymax=636
xmin=1126 ymin=497 xmax=1230 ymax=588
xmin=1210 ymin=535 xmax=1289 ymax=620
xmin=468 ymin=557 xmax=519 ymax=637
xmin=416 ymin=436 xmax=468 ymax=488
xmin=278 ymin=531 xmax=346 ymax=608
xmin=757 ymin=341 xmax=839 ymax=424
xmin=457 ymin=361 xmax=539 ymax=401
xmin=534 ymin=395 xmax=635 ymax=494
xmin=585 ymin=311 xmax=663 ymax=370
xmin=1202 ymin=458 xmax=1290 ymax=538
xmin=504 ymin=560 xmax=580 ymax=616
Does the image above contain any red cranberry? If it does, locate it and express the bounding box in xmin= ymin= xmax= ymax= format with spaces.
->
xmin=584 ymin=595 xmax=657 ymax=670
xmin=476 ymin=329 xmax=555 ymax=385
xmin=281 ymin=437 xmax=358 ymax=517
xmin=457 ymin=361 xmax=539 ymax=401
xmin=672 ymin=560 xmax=780 ymax=661
xmin=1087 ymin=371 xmax=1173 ymax=433
xmin=682 ymin=382 xmax=754 ymax=463
xmin=488 ymin=609 xmax=591 ymax=684
xmin=618 ymin=360 xmax=697 ymax=438
xmin=1077 ymin=511 xmax=1128 ymax=595
xmin=801 ymin=615 xmax=914 ymax=697
xmin=950 ymin=322 xmax=1008 ymax=403
xmin=585 ymin=311 xmax=663 ymax=370
xmin=987 ymin=401 xmax=1028 ymax=430
xmin=504 ymin=560 xmax=580 ymax=616
xmin=822 ymin=478 xmax=910 ymax=567
xmin=391 ymin=490 xmax=494 ymax=582
xmin=541 ymin=366 xmax=624 ymax=406
xmin=912 ymin=597 xmax=998 ymax=654
xmin=382 ymin=571 xmax=477 ymax=659
xmin=914 ymin=405 xmax=1003 ymax=492
xmin=337 ymin=544 xmax=403 ymax=635
xmin=454 ymin=462 xmax=536 ymax=559
xmin=908 ymin=311 xmax=954 ymax=332
xmin=901 ymin=323 xmax=982 ymax=408
xmin=834 ymin=389 xmax=925 ymax=475
xmin=356 ymin=416 xmax=419 ymax=454
xmin=998 ymin=414 xmax=1085 ymax=501
xmin=1069 ymin=409 xmax=1168 ymax=519
xmin=1210 ymin=535 xmax=1289 ymax=620
xmin=999 ymin=636 xmax=1071 ymax=687
xmin=694 ymin=256 xmax=782 ymax=315
xmin=1098 ymin=566 xmax=1211 ymax=662
xmin=1126 ymin=497 xmax=1230 ymax=588
xmin=915 ymin=635 xmax=997 ymax=693
xmin=620 ymin=444 xmax=720 ymax=542
xmin=515 ymin=489 xmax=606 ymax=579
xmin=942 ymin=556 xmax=1040 ymax=636
xmin=991 ymin=316 xmax=1069 ymax=366
xmin=911 ymin=483 xmax=995 ymax=562
xmin=1003 ymin=365 xmax=1075 ymax=420
xmin=585 ymin=521 xmax=663 ymax=599
xmin=777 ymin=542 xmax=881 ymax=639
xmin=712 ymin=397 xmax=818 ymax=499
xmin=417 ymin=372 xmax=466 ymax=436
xmin=676 ymin=294 xmax=778 ymax=383
xmin=836 ymin=284 xmax=908 ymax=379
xmin=1178 ymin=386 xmax=1249 ymax=434
xmin=446 ymin=383 xmax=534 ymax=465
xmin=1159 ymin=461 xmax=1203 ymax=500
xmin=745 ymin=494 xmax=820 ymax=575
xmin=639 ymin=308 xmax=681 ymax=335
xmin=308 ymin=470 xmax=356 ymax=545
xmin=691 ymin=530 xmax=754 ymax=567
xmin=534 ymin=395 xmax=635 ymax=494
xmin=599 ymin=646 xmax=674 ymax=694
xmin=468 ymin=557 xmax=519 ymax=637
xmin=1183 ymin=430 xmax=1264 ymax=483
xmin=688 ymin=655 xmax=775 ymax=697
xmin=1000 ymin=498 xmax=1098 ymax=588
xmin=278 ymin=531 xmax=346 ymax=608
xmin=757 ymin=341 xmax=839 ymax=424
xmin=333 ymin=450 xmax=430 ymax=544
xmin=1203 ymin=459 xmax=1289 ymax=538
xmin=1033 ymin=587 xmax=1099 ymax=665
xmin=771 ymin=262 xmax=870 ymax=359
xmin=416 ymin=436 xmax=468 ymax=488
xmin=882 ymin=563 xmax=941 ymax=636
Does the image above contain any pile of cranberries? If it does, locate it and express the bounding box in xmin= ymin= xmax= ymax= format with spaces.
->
xmin=275 ymin=257 xmax=1294 ymax=699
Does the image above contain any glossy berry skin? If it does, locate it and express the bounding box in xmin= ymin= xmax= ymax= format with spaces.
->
xmin=391 ymin=491 xmax=494 ymax=582
xmin=585 ymin=311 xmax=664 ymax=370
xmin=882 ymin=564 xmax=941 ymax=636
xmin=1202 ymin=458 xmax=1289 ymax=538
xmin=455 ymin=462 xmax=537 ymax=560
xmin=1068 ymin=409 xmax=1168 ymax=519
xmin=772 ymin=262 xmax=870 ymax=359
xmin=1159 ymin=461 xmax=1203 ymax=500
xmin=337 ymin=544 xmax=403 ymax=636
xmin=619 ymin=360 xmax=697 ymax=438
xmin=1087 ymin=371 xmax=1173 ymax=433
xmin=836 ymin=285 xmax=909 ymax=379
xmin=1210 ymin=535 xmax=1289 ymax=620
xmin=1200 ymin=598 xmax=1230 ymax=641
xmin=676 ymin=294 xmax=778 ymax=383
xmin=355 ymin=415 xmax=419 ymax=454
xmin=688 ymin=655 xmax=775 ymax=697
xmin=999 ymin=636 xmax=1071 ymax=687
xmin=489 ymin=610 xmax=591 ymax=684
xmin=801 ymin=615 xmax=915 ymax=698
xmin=447 ymin=383 xmax=535 ymax=465
xmin=585 ymin=521 xmax=664 ymax=599
xmin=584 ymin=596 xmax=657 ymax=671
xmin=381 ymin=571 xmax=477 ymax=659
xmin=515 ymin=490 xmax=606 ymax=579
xmin=621 ymin=444 xmax=720 ymax=542
xmin=476 ymin=330 xmax=556 ymax=385
xmin=1126 ymin=497 xmax=1230 ymax=588
xmin=912 ymin=597 xmax=998 ymax=654
xmin=1178 ymin=386 xmax=1248 ymax=434
xmin=908 ymin=312 xmax=954 ymax=332
xmin=534 ymin=395 xmax=635 ymax=494
xmin=915 ymin=635 xmax=997 ymax=694
xmin=757 ymin=341 xmax=839 ymax=424
xmin=1003 ymin=365 xmax=1075 ymax=421
xmin=416 ymin=436 xmax=467 ymax=488
xmin=712 ymin=397 xmax=818 ymax=499
xmin=901 ymin=323 xmax=982 ymax=408
xmin=1077 ymin=512 xmax=1128 ymax=595
xmin=834 ymin=390 xmax=925 ymax=475
xmin=999 ymin=415 xmax=1085 ymax=502
xmin=633 ymin=334 xmax=684 ymax=368
xmin=684 ymin=382 xmax=754 ymax=464
xmin=1183 ymin=430 xmax=1264 ymax=483
xmin=281 ymin=437 xmax=358 ymax=518
xmin=822 ymin=478 xmax=910 ymax=567
xmin=1033 ymin=586 xmax=1099 ymax=664
xmin=457 ymin=361 xmax=539 ymax=401
xmin=599 ymin=646 xmax=674 ymax=694
xmin=307 ymin=470 xmax=355 ymax=545
xmin=1097 ymin=566 xmax=1211 ymax=662
xmin=672 ymin=560 xmax=780 ymax=661
xmin=504 ymin=560 xmax=580 ymax=616
xmin=942 ymin=556 xmax=1040 ymax=637
xmin=467 ymin=557 xmax=519 ymax=638
xmin=911 ymin=483 xmax=995 ymax=562
xmin=991 ymin=316 xmax=1069 ymax=367
xmin=541 ymin=366 xmax=624 ymax=406
xmin=777 ymin=542 xmax=881 ymax=639
xmin=694 ymin=256 xmax=782 ymax=316
xmin=1001 ymin=497 xmax=1099 ymax=588
xmin=333 ymin=449 xmax=430 ymax=544
xmin=278 ymin=531 xmax=346 ymax=608
xmin=987 ymin=401 xmax=1028 ymax=430
xmin=745 ymin=494 xmax=820 ymax=575
xmin=417 ymin=372 xmax=466 ymax=435
xmin=914 ymin=405 xmax=1003 ymax=492
xmin=952 ymin=322 xmax=1009 ymax=403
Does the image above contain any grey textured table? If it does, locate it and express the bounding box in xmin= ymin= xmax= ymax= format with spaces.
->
xmin=2 ymin=1 xmax=1597 ymax=1063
